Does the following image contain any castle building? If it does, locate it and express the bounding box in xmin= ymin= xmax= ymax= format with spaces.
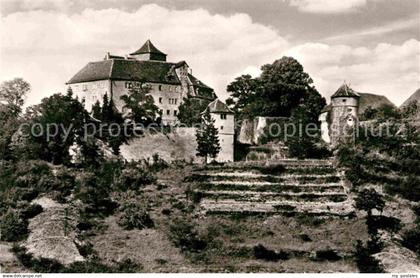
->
xmin=206 ymin=99 xmax=235 ymax=162
xmin=67 ymin=40 xmax=216 ymax=124
xmin=319 ymin=83 xmax=360 ymax=147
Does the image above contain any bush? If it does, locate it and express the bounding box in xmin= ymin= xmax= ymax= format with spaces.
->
xmin=168 ymin=218 xmax=208 ymax=252
xmin=21 ymin=204 xmax=43 ymax=220
xmin=0 ymin=210 xmax=28 ymax=242
xmin=401 ymin=227 xmax=420 ymax=255
xmin=117 ymin=200 xmax=154 ymax=230
xmin=354 ymin=240 xmax=384 ymax=273
xmin=313 ymin=249 xmax=341 ymax=261
xmin=116 ymin=166 xmax=156 ymax=191
xmin=253 ymin=244 xmax=289 ymax=261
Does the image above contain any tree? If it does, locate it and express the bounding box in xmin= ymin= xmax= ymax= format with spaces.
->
xmin=401 ymin=100 xmax=418 ymax=118
xmin=91 ymin=100 xmax=102 ymax=120
xmin=0 ymin=78 xmax=30 ymax=118
xmin=225 ymin=74 xmax=261 ymax=118
xmin=177 ymin=97 xmax=209 ymax=127
xmin=196 ymin=109 xmax=221 ymax=163
xmin=0 ymin=78 xmax=30 ymax=159
xmin=225 ymin=57 xmax=325 ymax=120
xmin=355 ymin=188 xmax=385 ymax=218
xmin=27 ymin=92 xmax=90 ymax=164
xmin=120 ymin=82 xmax=160 ymax=127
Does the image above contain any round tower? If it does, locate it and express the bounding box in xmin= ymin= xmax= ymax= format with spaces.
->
xmin=330 ymin=83 xmax=360 ymax=146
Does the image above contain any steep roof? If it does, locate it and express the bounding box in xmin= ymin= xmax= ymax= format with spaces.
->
xmin=331 ymin=84 xmax=360 ymax=98
xmin=358 ymin=92 xmax=396 ymax=114
xmin=130 ymin=39 xmax=166 ymax=56
xmin=207 ymin=99 xmax=233 ymax=114
xmin=67 ymin=59 xmax=181 ymax=85
xmin=188 ymin=73 xmax=212 ymax=90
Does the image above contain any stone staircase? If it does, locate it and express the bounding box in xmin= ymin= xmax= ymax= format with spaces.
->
xmin=187 ymin=159 xmax=355 ymax=217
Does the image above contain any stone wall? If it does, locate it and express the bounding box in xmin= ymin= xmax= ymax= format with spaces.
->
xmin=70 ymin=80 xmax=110 ymax=111
xmin=237 ymin=116 xmax=289 ymax=145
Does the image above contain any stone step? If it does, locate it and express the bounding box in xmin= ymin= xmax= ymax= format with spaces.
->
xmin=200 ymin=199 xmax=354 ymax=217
xmin=189 ymin=173 xmax=342 ymax=184
xmin=195 ymin=191 xmax=348 ymax=203
xmin=196 ymin=182 xmax=345 ymax=194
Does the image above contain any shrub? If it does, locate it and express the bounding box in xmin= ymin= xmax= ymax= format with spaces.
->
xmin=253 ymin=244 xmax=289 ymax=261
xmin=168 ymin=218 xmax=208 ymax=252
xmin=117 ymin=200 xmax=154 ymax=230
xmin=401 ymin=227 xmax=420 ymax=255
xmin=313 ymin=249 xmax=341 ymax=261
xmin=116 ymin=167 xmax=156 ymax=191
xmin=21 ymin=204 xmax=43 ymax=220
xmin=354 ymin=240 xmax=384 ymax=273
xmin=0 ymin=210 xmax=28 ymax=242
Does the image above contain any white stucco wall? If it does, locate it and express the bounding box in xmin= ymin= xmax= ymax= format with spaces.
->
xmin=69 ymin=80 xmax=110 ymax=111
xmin=210 ymin=112 xmax=234 ymax=162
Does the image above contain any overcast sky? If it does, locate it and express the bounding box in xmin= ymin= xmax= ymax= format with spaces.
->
xmin=0 ymin=0 xmax=419 ymax=106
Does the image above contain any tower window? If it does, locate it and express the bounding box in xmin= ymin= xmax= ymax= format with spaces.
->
xmin=220 ymin=114 xmax=227 ymax=120
xmin=167 ymin=110 xmax=170 ymax=115
xmin=342 ymin=99 xmax=347 ymax=102
xmin=220 ymin=126 xmax=224 ymax=130
xmin=159 ymin=97 xmax=162 ymax=104
xmin=174 ymin=110 xmax=177 ymax=116
xmin=159 ymin=85 xmax=162 ymax=91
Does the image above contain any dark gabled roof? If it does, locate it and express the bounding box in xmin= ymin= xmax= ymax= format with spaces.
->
xmin=331 ymin=84 xmax=360 ymax=98
xmin=188 ymin=73 xmax=212 ymax=90
xmin=67 ymin=59 xmax=181 ymax=85
xmin=130 ymin=39 xmax=167 ymax=56
xmin=207 ymin=99 xmax=233 ymax=114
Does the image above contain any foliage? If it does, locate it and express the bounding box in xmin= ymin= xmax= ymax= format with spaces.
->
xmin=115 ymin=162 xmax=156 ymax=190
xmin=117 ymin=198 xmax=154 ymax=230
xmin=401 ymin=227 xmax=420 ymax=255
xmin=120 ymin=82 xmax=160 ymax=126
xmin=177 ymin=96 xmax=210 ymax=126
xmin=253 ymin=244 xmax=289 ymax=261
xmin=0 ymin=78 xmax=30 ymax=159
xmin=0 ymin=209 xmax=28 ymax=242
xmin=354 ymin=188 xmax=385 ymax=218
xmin=21 ymin=204 xmax=43 ymax=220
xmin=168 ymin=218 xmax=208 ymax=252
xmin=23 ymin=90 xmax=91 ymax=164
xmin=354 ymin=240 xmax=384 ymax=273
xmin=225 ymin=57 xmax=325 ymax=120
xmin=91 ymin=94 xmax=127 ymax=155
xmin=196 ymin=109 xmax=221 ymax=163
xmin=225 ymin=74 xmax=261 ymax=119
xmin=401 ymin=100 xmax=418 ymax=118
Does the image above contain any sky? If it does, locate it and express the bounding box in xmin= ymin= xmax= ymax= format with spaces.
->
xmin=0 ymin=0 xmax=419 ymax=107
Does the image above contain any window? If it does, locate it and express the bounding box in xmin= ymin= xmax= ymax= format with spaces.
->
xmin=220 ymin=126 xmax=223 ymax=130
xmin=169 ymin=98 xmax=178 ymax=105
xmin=159 ymin=97 xmax=162 ymax=104
xmin=342 ymin=99 xmax=347 ymax=103
xmin=220 ymin=114 xmax=227 ymax=120
xmin=82 ymin=84 xmax=88 ymax=91
xmin=167 ymin=110 xmax=170 ymax=115
xmin=159 ymin=85 xmax=162 ymax=91
xmin=173 ymin=110 xmax=177 ymax=116
xmin=175 ymin=99 xmax=177 ymax=105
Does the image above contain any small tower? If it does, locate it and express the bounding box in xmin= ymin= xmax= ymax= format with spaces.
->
xmin=329 ymin=83 xmax=360 ymax=146
xmin=130 ymin=39 xmax=167 ymax=62
xmin=206 ymin=99 xmax=235 ymax=162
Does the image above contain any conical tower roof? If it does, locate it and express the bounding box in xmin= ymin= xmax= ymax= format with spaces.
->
xmin=331 ymin=83 xmax=360 ymax=98
xmin=130 ymin=39 xmax=166 ymax=56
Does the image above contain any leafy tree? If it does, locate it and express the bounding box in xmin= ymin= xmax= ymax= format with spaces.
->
xmin=354 ymin=188 xmax=385 ymax=218
xmin=26 ymin=91 xmax=90 ymax=164
xmin=401 ymin=100 xmax=418 ymax=118
xmin=226 ymin=57 xmax=325 ymax=121
xmin=361 ymin=106 xmax=378 ymax=120
xmin=196 ymin=109 xmax=221 ymax=163
xmin=0 ymin=78 xmax=30 ymax=159
xmin=177 ymin=96 xmax=209 ymax=127
xmin=92 ymin=94 xmax=126 ymax=155
xmin=225 ymin=74 xmax=261 ymax=118
xmin=120 ymin=82 xmax=160 ymax=126
xmin=0 ymin=78 xmax=30 ymax=118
